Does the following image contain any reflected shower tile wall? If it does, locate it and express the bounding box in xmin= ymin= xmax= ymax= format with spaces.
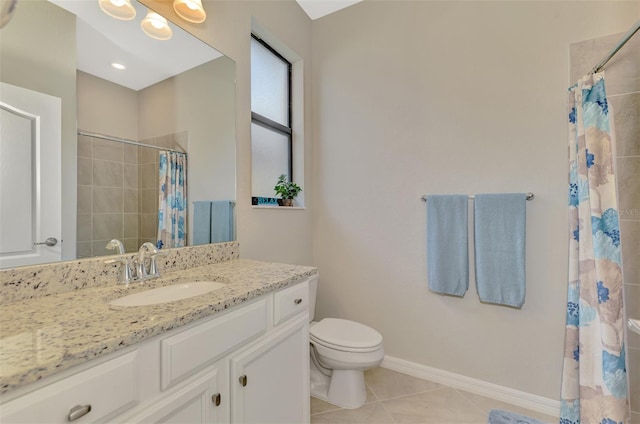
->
xmin=76 ymin=132 xmax=187 ymax=259
xmin=571 ymin=29 xmax=640 ymax=415
xmin=77 ymin=136 xmax=131 ymax=257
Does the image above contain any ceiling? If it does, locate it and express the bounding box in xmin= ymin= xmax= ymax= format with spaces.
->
xmin=296 ymin=0 xmax=362 ymax=20
xmin=47 ymin=0 xmax=359 ymax=90
xmin=48 ymin=0 xmax=222 ymax=91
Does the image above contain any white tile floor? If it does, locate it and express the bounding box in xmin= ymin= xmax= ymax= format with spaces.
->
xmin=310 ymin=368 xmax=558 ymax=424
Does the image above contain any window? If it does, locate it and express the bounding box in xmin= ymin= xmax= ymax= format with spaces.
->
xmin=250 ymin=34 xmax=293 ymax=204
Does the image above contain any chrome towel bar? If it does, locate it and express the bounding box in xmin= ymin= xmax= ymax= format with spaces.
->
xmin=421 ymin=193 xmax=534 ymax=202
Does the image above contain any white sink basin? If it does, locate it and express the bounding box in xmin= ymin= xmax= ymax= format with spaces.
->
xmin=109 ymin=281 xmax=226 ymax=307
xmin=629 ymin=319 xmax=640 ymax=335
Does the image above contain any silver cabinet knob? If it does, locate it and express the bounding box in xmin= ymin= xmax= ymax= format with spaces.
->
xmin=294 ymin=298 xmax=303 ymax=305
xmin=34 ymin=237 xmax=58 ymax=247
xmin=68 ymin=404 xmax=91 ymax=421
xmin=239 ymin=375 xmax=247 ymax=387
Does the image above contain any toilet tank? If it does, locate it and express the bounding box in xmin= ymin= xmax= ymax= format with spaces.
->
xmin=308 ymin=275 xmax=318 ymax=322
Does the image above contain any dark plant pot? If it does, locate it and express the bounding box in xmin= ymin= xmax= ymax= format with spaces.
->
xmin=281 ymin=198 xmax=293 ymax=207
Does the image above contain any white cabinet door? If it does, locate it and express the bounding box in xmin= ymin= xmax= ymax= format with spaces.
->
xmin=230 ymin=315 xmax=309 ymax=424
xmin=126 ymin=366 xmax=227 ymax=424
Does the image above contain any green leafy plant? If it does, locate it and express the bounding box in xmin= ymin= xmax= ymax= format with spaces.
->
xmin=274 ymin=174 xmax=302 ymax=199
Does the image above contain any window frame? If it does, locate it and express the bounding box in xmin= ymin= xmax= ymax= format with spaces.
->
xmin=250 ymin=34 xmax=293 ymax=180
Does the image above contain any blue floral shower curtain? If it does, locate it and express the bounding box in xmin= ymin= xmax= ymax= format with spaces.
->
xmin=157 ymin=151 xmax=186 ymax=249
xmin=560 ymin=73 xmax=628 ymax=424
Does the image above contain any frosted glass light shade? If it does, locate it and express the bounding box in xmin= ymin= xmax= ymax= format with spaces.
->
xmin=99 ymin=0 xmax=136 ymax=20
xmin=173 ymin=0 xmax=206 ymax=23
xmin=141 ymin=12 xmax=172 ymax=40
xmin=0 ymin=0 xmax=18 ymax=28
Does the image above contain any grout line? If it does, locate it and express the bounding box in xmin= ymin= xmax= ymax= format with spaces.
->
xmin=377 ymin=399 xmax=397 ymax=424
xmin=374 ymin=385 xmax=448 ymax=403
xmin=454 ymin=387 xmax=491 ymax=417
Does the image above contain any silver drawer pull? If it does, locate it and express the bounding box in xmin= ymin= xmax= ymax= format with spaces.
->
xmin=68 ymin=404 xmax=91 ymax=421
xmin=212 ymin=393 xmax=221 ymax=406
xmin=34 ymin=237 xmax=58 ymax=247
xmin=239 ymin=375 xmax=247 ymax=387
xmin=294 ymin=298 xmax=303 ymax=305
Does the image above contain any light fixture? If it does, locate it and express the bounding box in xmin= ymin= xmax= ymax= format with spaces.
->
xmin=173 ymin=0 xmax=206 ymax=23
xmin=111 ymin=62 xmax=126 ymax=70
xmin=98 ymin=0 xmax=136 ymax=20
xmin=141 ymin=11 xmax=172 ymax=40
xmin=0 ymin=0 xmax=18 ymax=29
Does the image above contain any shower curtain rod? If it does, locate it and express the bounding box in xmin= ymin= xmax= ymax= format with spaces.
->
xmin=591 ymin=19 xmax=640 ymax=74
xmin=420 ymin=193 xmax=535 ymax=202
xmin=78 ymin=130 xmax=187 ymax=155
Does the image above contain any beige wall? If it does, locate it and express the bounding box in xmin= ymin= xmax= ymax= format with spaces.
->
xmin=140 ymin=0 xmax=314 ymax=265
xmin=138 ymin=58 xmax=236 ymax=244
xmin=311 ymin=0 xmax=639 ymax=401
xmin=570 ymin=30 xmax=640 ymax=421
xmin=0 ymin=1 xmax=77 ymax=260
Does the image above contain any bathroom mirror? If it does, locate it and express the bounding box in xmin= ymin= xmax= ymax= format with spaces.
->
xmin=0 ymin=0 xmax=236 ymax=268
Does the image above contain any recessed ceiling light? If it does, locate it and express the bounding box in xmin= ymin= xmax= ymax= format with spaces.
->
xmin=111 ymin=62 xmax=126 ymax=70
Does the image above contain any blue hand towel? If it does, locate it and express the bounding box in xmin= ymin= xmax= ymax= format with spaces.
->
xmin=210 ymin=201 xmax=234 ymax=243
xmin=474 ymin=193 xmax=527 ymax=307
xmin=426 ymin=195 xmax=469 ymax=296
xmin=193 ymin=201 xmax=212 ymax=245
xmin=487 ymin=409 xmax=546 ymax=424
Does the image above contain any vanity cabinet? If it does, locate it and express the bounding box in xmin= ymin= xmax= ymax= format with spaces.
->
xmin=0 ymin=351 xmax=140 ymax=423
xmin=230 ymin=316 xmax=309 ymax=423
xmin=127 ymin=367 xmax=225 ymax=423
xmin=0 ymin=278 xmax=311 ymax=424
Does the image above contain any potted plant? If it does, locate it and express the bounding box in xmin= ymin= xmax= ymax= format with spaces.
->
xmin=274 ymin=174 xmax=302 ymax=206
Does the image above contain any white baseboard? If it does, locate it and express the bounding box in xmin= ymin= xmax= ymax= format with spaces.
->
xmin=381 ymin=355 xmax=560 ymax=418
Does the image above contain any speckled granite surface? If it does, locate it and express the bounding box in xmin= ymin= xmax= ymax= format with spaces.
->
xmin=0 ymin=242 xmax=239 ymax=304
xmin=0 ymin=257 xmax=317 ymax=395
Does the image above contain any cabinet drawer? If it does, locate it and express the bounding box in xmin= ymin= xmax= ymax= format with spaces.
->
xmin=274 ymin=280 xmax=309 ymax=326
xmin=161 ymin=298 xmax=267 ymax=390
xmin=1 ymin=351 xmax=139 ymax=423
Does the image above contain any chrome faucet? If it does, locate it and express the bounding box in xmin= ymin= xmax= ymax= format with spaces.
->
xmin=136 ymin=242 xmax=164 ymax=281
xmin=104 ymin=241 xmax=164 ymax=285
xmin=104 ymin=239 xmax=134 ymax=284
xmin=105 ymin=239 xmax=125 ymax=255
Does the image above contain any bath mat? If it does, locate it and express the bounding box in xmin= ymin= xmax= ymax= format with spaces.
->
xmin=487 ymin=409 xmax=546 ymax=424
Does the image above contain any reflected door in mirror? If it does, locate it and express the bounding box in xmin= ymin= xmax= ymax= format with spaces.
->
xmin=0 ymin=82 xmax=62 ymax=267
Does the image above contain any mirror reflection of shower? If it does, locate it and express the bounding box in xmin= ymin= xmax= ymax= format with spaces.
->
xmin=76 ymin=131 xmax=187 ymax=257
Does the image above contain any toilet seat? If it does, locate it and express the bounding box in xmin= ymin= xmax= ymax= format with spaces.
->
xmin=310 ymin=318 xmax=383 ymax=353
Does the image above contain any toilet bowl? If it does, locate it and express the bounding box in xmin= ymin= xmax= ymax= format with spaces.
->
xmin=308 ymin=277 xmax=384 ymax=409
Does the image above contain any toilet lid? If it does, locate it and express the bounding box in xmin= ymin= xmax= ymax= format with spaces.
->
xmin=309 ymin=318 xmax=383 ymax=351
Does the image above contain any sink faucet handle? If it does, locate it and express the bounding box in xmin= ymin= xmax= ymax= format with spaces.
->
xmin=105 ymin=257 xmax=134 ymax=284
xmin=147 ymin=250 xmax=167 ymax=278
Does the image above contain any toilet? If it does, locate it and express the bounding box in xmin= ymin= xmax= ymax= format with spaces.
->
xmin=308 ymin=277 xmax=384 ymax=409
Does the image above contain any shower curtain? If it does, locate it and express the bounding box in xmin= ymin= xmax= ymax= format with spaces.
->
xmin=560 ymin=73 xmax=628 ymax=424
xmin=157 ymin=151 xmax=187 ymax=249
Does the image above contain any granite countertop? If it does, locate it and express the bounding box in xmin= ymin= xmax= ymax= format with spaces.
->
xmin=0 ymin=259 xmax=317 ymax=395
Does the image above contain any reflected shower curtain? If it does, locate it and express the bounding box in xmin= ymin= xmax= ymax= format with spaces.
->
xmin=157 ymin=151 xmax=187 ymax=249
xmin=560 ymin=73 xmax=628 ymax=424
